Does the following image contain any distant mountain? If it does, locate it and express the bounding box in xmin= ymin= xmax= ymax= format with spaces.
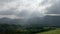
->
xmin=0 ymin=16 xmax=60 ymax=27
xmin=0 ymin=17 xmax=24 ymax=25
xmin=44 ymin=16 xmax=60 ymax=27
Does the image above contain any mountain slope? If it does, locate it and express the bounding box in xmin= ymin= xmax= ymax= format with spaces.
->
xmin=37 ymin=28 xmax=60 ymax=34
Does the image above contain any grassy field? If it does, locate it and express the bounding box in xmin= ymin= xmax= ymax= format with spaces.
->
xmin=37 ymin=28 xmax=60 ymax=34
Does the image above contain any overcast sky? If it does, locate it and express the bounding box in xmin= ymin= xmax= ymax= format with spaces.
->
xmin=0 ymin=0 xmax=59 ymax=19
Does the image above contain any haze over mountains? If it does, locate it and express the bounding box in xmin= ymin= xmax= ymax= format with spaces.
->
xmin=0 ymin=15 xmax=60 ymax=27
xmin=0 ymin=0 xmax=60 ymax=27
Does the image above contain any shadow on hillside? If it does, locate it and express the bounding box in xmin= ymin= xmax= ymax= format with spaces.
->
xmin=0 ymin=24 xmax=56 ymax=34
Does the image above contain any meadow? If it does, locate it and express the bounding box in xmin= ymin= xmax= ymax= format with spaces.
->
xmin=37 ymin=28 xmax=60 ymax=34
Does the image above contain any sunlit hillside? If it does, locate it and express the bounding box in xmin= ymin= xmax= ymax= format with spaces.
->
xmin=37 ymin=28 xmax=60 ymax=34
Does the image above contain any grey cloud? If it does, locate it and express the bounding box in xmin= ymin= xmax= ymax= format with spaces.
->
xmin=17 ymin=10 xmax=31 ymax=17
xmin=0 ymin=0 xmax=15 ymax=2
xmin=0 ymin=0 xmax=59 ymax=18
xmin=0 ymin=8 xmax=15 ymax=15
xmin=39 ymin=0 xmax=49 ymax=5
xmin=17 ymin=10 xmax=44 ymax=17
xmin=47 ymin=0 xmax=60 ymax=14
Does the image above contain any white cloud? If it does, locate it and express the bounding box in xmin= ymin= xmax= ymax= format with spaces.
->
xmin=0 ymin=0 xmax=58 ymax=18
xmin=0 ymin=0 xmax=53 ymax=12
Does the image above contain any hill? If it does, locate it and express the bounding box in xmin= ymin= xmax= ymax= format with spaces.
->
xmin=37 ymin=28 xmax=60 ymax=34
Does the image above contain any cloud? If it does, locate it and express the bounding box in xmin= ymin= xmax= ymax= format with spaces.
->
xmin=0 ymin=9 xmax=14 ymax=15
xmin=0 ymin=0 xmax=13 ymax=2
xmin=47 ymin=0 xmax=60 ymax=14
xmin=0 ymin=0 xmax=57 ymax=18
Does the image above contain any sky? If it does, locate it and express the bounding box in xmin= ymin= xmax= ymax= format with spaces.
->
xmin=0 ymin=0 xmax=60 ymax=19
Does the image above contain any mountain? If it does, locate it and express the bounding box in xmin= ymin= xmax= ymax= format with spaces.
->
xmin=44 ymin=16 xmax=60 ymax=27
xmin=0 ymin=16 xmax=60 ymax=27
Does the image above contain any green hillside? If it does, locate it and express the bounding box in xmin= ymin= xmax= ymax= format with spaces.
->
xmin=37 ymin=28 xmax=60 ymax=34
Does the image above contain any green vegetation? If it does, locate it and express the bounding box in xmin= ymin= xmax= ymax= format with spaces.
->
xmin=37 ymin=28 xmax=60 ymax=34
xmin=0 ymin=24 xmax=56 ymax=34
